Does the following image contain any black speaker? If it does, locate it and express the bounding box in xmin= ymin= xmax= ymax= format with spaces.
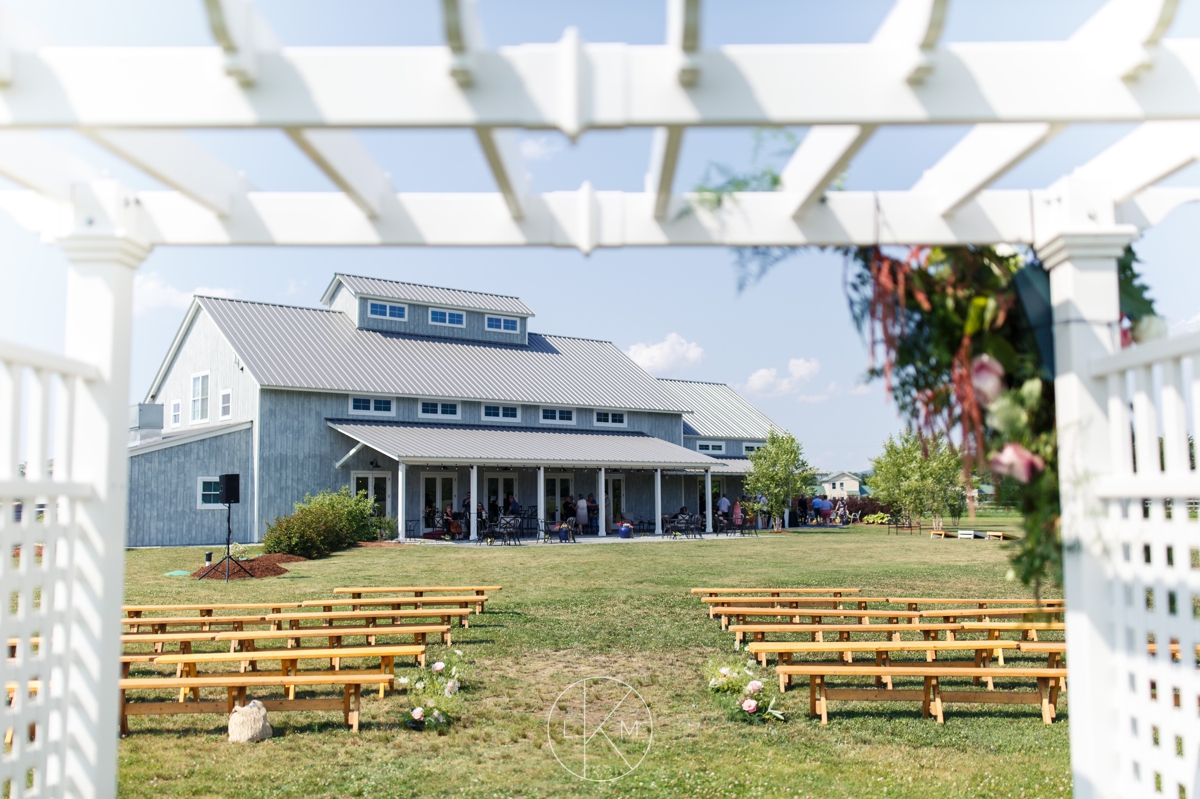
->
xmin=218 ymin=474 xmax=240 ymax=505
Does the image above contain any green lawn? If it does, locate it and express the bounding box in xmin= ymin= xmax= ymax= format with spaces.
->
xmin=119 ymin=523 xmax=1068 ymax=798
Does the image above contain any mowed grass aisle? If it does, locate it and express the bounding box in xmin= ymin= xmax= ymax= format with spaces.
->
xmin=119 ymin=527 xmax=1069 ymax=798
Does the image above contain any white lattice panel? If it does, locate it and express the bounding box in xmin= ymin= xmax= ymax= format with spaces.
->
xmin=0 ymin=345 xmax=97 ymax=797
xmin=1093 ymin=335 xmax=1200 ymax=798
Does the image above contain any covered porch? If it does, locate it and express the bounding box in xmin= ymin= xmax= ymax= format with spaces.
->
xmin=329 ymin=419 xmax=722 ymax=540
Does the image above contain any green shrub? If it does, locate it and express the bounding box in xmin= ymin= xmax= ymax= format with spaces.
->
xmin=262 ymin=487 xmax=375 ymax=558
xmin=862 ymin=512 xmax=891 ymax=525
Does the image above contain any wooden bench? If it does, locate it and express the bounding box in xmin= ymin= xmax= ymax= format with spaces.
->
xmin=212 ymin=624 xmax=450 ymax=651
xmin=333 ymin=586 xmax=501 ymax=613
xmin=298 ymin=599 xmax=478 ymax=625
xmin=960 ymin=621 xmax=1065 ymax=643
xmin=774 ymin=664 xmax=1066 ymax=724
xmin=729 ymin=621 xmax=964 ymax=647
xmin=123 ymin=602 xmax=303 ymax=618
xmin=915 ymin=607 xmax=1064 ymax=623
xmin=708 ymin=600 xmax=889 ymax=628
xmin=1018 ymin=641 xmax=1066 ymax=668
xmin=887 ymin=597 xmax=1064 ymax=611
xmin=690 ymin=588 xmax=861 ymax=597
xmin=122 ymin=607 xmax=471 ymax=635
xmin=154 ymin=644 xmax=424 ymax=700
xmin=118 ymin=673 xmax=392 ymax=735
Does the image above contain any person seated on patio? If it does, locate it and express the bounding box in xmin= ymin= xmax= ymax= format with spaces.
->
xmin=508 ymin=496 xmax=521 ymax=516
xmin=678 ymin=506 xmax=689 ymax=516
xmin=441 ymin=504 xmax=455 ymax=536
xmin=424 ymin=500 xmax=436 ymax=528
xmin=575 ymin=494 xmax=589 ymax=530
xmin=731 ymin=499 xmax=743 ymax=526
xmin=476 ymin=501 xmax=488 ymax=529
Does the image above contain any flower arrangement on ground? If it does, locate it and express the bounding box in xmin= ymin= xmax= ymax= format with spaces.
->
xmin=704 ymin=659 xmax=786 ymax=724
xmin=399 ymin=649 xmax=469 ymax=732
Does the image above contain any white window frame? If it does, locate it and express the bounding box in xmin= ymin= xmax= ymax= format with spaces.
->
xmin=218 ymin=389 xmax=232 ymax=420
xmin=189 ymin=371 xmax=210 ymax=425
xmin=743 ymin=441 xmax=765 ymax=455
xmin=197 ymin=476 xmax=223 ymax=509
xmin=485 ymin=314 xmax=520 ymax=333
xmin=696 ymin=440 xmax=725 ymax=453
xmin=347 ymin=395 xmax=397 ymax=417
xmin=540 ymin=407 xmax=576 ymax=426
xmin=170 ymin=399 xmax=181 ymax=428
xmin=429 ymin=307 xmax=465 ymax=328
xmin=418 ymin=399 xmax=462 ymax=420
xmin=481 ymin=403 xmax=521 ymax=424
xmin=367 ymin=300 xmax=407 ymax=321
xmin=593 ymin=410 xmax=627 ymax=428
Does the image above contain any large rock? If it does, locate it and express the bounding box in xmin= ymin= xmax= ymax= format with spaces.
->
xmin=228 ymin=700 xmax=272 ymax=743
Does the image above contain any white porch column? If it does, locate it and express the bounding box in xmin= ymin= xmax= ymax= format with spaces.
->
xmin=59 ymin=231 xmax=151 ymax=799
xmin=1041 ymin=231 xmax=1130 ymax=799
xmin=537 ymin=466 xmax=545 ymax=534
xmin=397 ymin=461 xmax=406 ymax=540
xmin=654 ymin=468 xmax=663 ymax=534
xmin=704 ymin=469 xmax=713 ymax=532
xmin=469 ymin=464 xmax=478 ymax=540
xmin=598 ymin=466 xmax=606 ymax=535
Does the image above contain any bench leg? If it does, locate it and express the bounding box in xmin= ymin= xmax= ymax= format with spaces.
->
xmin=931 ymin=678 xmax=944 ymax=724
xmin=1050 ymin=676 xmax=1063 ymax=718
xmin=874 ymin=652 xmax=884 ymax=686
xmin=808 ymin=677 xmax=816 ymax=717
xmin=816 ymin=677 xmax=828 ymax=725
xmin=734 ymin=631 xmax=743 ymax=650
xmin=779 ymin=671 xmax=790 ymax=694
xmin=343 ymin=684 xmax=351 ymax=727
xmin=757 ymin=651 xmax=767 ymax=667
xmin=417 ymin=650 xmax=426 ymax=668
xmin=922 ymin=677 xmax=931 ymax=719
xmin=381 ymin=656 xmax=394 ymax=698
xmin=119 ymin=690 xmax=129 ymax=737
xmin=1037 ymin=678 xmax=1053 ymax=723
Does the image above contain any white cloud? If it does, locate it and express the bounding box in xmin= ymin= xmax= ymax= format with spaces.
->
xmin=797 ymin=381 xmax=839 ymax=404
xmin=133 ymin=273 xmax=236 ymax=316
xmin=624 ymin=333 xmax=705 ymax=376
xmin=1174 ymin=311 xmax=1200 ymax=334
xmin=742 ymin=358 xmax=820 ymax=397
xmin=519 ymin=136 xmax=564 ymax=161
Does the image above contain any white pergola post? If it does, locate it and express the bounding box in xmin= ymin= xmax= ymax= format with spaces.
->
xmin=537 ymin=465 xmax=545 ymax=537
xmin=598 ymin=466 xmax=606 ymax=536
xmin=469 ymin=464 xmax=478 ymax=541
xmin=704 ymin=469 xmax=713 ymax=532
xmin=59 ymin=232 xmax=150 ymax=799
xmin=396 ymin=461 xmax=406 ymax=540
xmin=654 ymin=468 xmax=663 ymax=534
xmin=1041 ymin=231 xmax=1129 ymax=798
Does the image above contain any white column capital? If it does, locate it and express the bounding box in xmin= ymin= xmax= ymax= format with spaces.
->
xmin=1038 ymin=229 xmax=1136 ymax=271
xmin=58 ymin=235 xmax=152 ymax=269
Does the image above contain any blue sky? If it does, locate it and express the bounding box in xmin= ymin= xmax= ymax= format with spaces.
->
xmin=3 ymin=0 xmax=1200 ymax=471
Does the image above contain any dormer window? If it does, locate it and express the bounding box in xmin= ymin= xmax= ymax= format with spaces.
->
xmin=419 ymin=400 xmax=461 ymax=419
xmin=486 ymin=315 xmax=519 ymax=333
xmin=368 ymin=301 xmax=406 ymax=320
xmin=430 ymin=309 xmax=465 ymax=327
xmin=697 ymin=441 xmax=725 ymax=453
xmin=541 ymin=408 xmax=575 ymax=425
xmin=349 ymin=396 xmax=395 ymax=416
xmin=743 ymin=442 xmax=765 ymax=455
xmin=483 ymin=404 xmax=520 ymax=422
xmin=594 ymin=411 xmax=626 ymax=427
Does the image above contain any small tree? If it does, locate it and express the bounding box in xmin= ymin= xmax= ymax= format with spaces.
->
xmin=870 ymin=430 xmax=964 ymax=530
xmin=745 ymin=430 xmax=816 ymax=532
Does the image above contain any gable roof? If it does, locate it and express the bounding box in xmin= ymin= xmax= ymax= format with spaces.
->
xmin=821 ymin=471 xmax=861 ymax=483
xmin=657 ymin=379 xmax=781 ymax=440
xmin=321 ymin=274 xmax=534 ymax=317
xmin=192 ymin=296 xmax=690 ymax=413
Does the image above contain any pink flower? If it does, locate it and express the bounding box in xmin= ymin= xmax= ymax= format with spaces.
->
xmin=741 ymin=699 xmax=758 ymax=714
xmin=971 ymin=354 xmax=1005 ymax=407
xmin=718 ymin=667 xmax=731 ymax=677
xmin=411 ymin=707 xmax=424 ymax=722
xmin=989 ymin=442 xmax=1045 ymax=484
xmin=746 ymin=680 xmax=763 ymax=695
xmin=432 ymin=662 xmax=445 ymax=673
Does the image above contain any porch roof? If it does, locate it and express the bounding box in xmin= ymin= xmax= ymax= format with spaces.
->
xmin=705 ymin=457 xmax=753 ymax=476
xmin=328 ymin=419 xmax=719 ymax=469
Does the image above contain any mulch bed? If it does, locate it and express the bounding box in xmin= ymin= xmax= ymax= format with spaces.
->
xmin=191 ymin=553 xmax=306 ymax=580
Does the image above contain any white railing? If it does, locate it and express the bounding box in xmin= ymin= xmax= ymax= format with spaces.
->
xmin=1089 ymin=330 xmax=1200 ymax=798
xmin=0 ymin=341 xmax=99 ymax=798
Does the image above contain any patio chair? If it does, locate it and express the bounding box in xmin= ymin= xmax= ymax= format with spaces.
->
xmin=404 ymin=519 xmax=420 ymax=540
xmin=496 ymin=515 xmax=522 ymax=545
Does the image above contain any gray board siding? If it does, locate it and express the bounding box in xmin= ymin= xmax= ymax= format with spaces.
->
xmin=147 ymin=308 xmax=258 ymax=430
xmin=355 ymin=296 xmax=529 ymax=347
xmin=332 ymin=274 xmax=534 ymax=316
xmin=127 ymin=426 xmax=255 ymax=547
xmin=198 ymin=296 xmax=689 ymax=413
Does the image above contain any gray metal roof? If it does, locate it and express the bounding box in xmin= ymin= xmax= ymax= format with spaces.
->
xmin=323 ymin=274 xmax=534 ymax=317
xmin=657 ymin=379 xmax=780 ymax=439
xmin=199 ymin=297 xmax=691 ymax=413
xmin=707 ymin=456 xmax=754 ymax=475
xmin=328 ymin=419 xmax=717 ymax=468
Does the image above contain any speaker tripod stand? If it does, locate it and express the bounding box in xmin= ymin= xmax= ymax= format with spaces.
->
xmin=196 ymin=501 xmax=254 ymax=582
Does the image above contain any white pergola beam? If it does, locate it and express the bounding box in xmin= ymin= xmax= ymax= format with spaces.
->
xmin=0 ymin=131 xmax=100 ymax=201
xmin=474 ymin=128 xmax=528 ymax=220
xmin=6 ymin=41 xmax=1200 ymax=129
xmin=0 ymin=186 xmax=1102 ymax=249
xmin=441 ymin=0 xmax=485 ymax=87
xmin=1072 ymin=0 xmax=1180 ymax=79
xmin=1072 ymin=121 xmax=1200 ymax=205
xmin=203 ymin=0 xmax=257 ymax=86
xmin=286 ymin=128 xmax=393 ymax=219
xmin=84 ymin=129 xmax=246 ymax=217
xmin=871 ymin=0 xmax=950 ymax=83
xmin=646 ymin=126 xmax=685 ymax=221
xmin=780 ymin=125 xmax=875 ymax=220
xmin=666 ymin=0 xmax=701 ymax=85
xmin=912 ymin=123 xmax=1062 ymax=216
xmin=1117 ymin=186 xmax=1200 ymax=229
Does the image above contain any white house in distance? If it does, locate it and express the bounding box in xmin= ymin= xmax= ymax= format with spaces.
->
xmin=819 ymin=472 xmax=865 ymax=498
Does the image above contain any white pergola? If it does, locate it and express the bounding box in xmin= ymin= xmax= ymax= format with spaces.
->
xmin=0 ymin=0 xmax=1197 ymax=795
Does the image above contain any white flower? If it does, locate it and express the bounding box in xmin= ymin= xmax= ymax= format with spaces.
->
xmin=432 ymin=661 xmax=446 ymax=673
xmin=708 ymin=677 xmax=720 ymax=688
xmin=746 ymin=659 xmax=757 ymax=670
xmin=411 ymin=707 xmax=424 ymax=722
xmin=398 ymin=677 xmax=409 ymax=686
xmin=718 ymin=667 xmax=731 ymax=677
xmin=444 ymin=679 xmax=460 ymax=697
xmin=453 ymin=649 xmax=463 ymax=656
xmin=415 ymin=681 xmax=425 ymax=691
xmin=432 ymin=710 xmax=445 ymax=723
